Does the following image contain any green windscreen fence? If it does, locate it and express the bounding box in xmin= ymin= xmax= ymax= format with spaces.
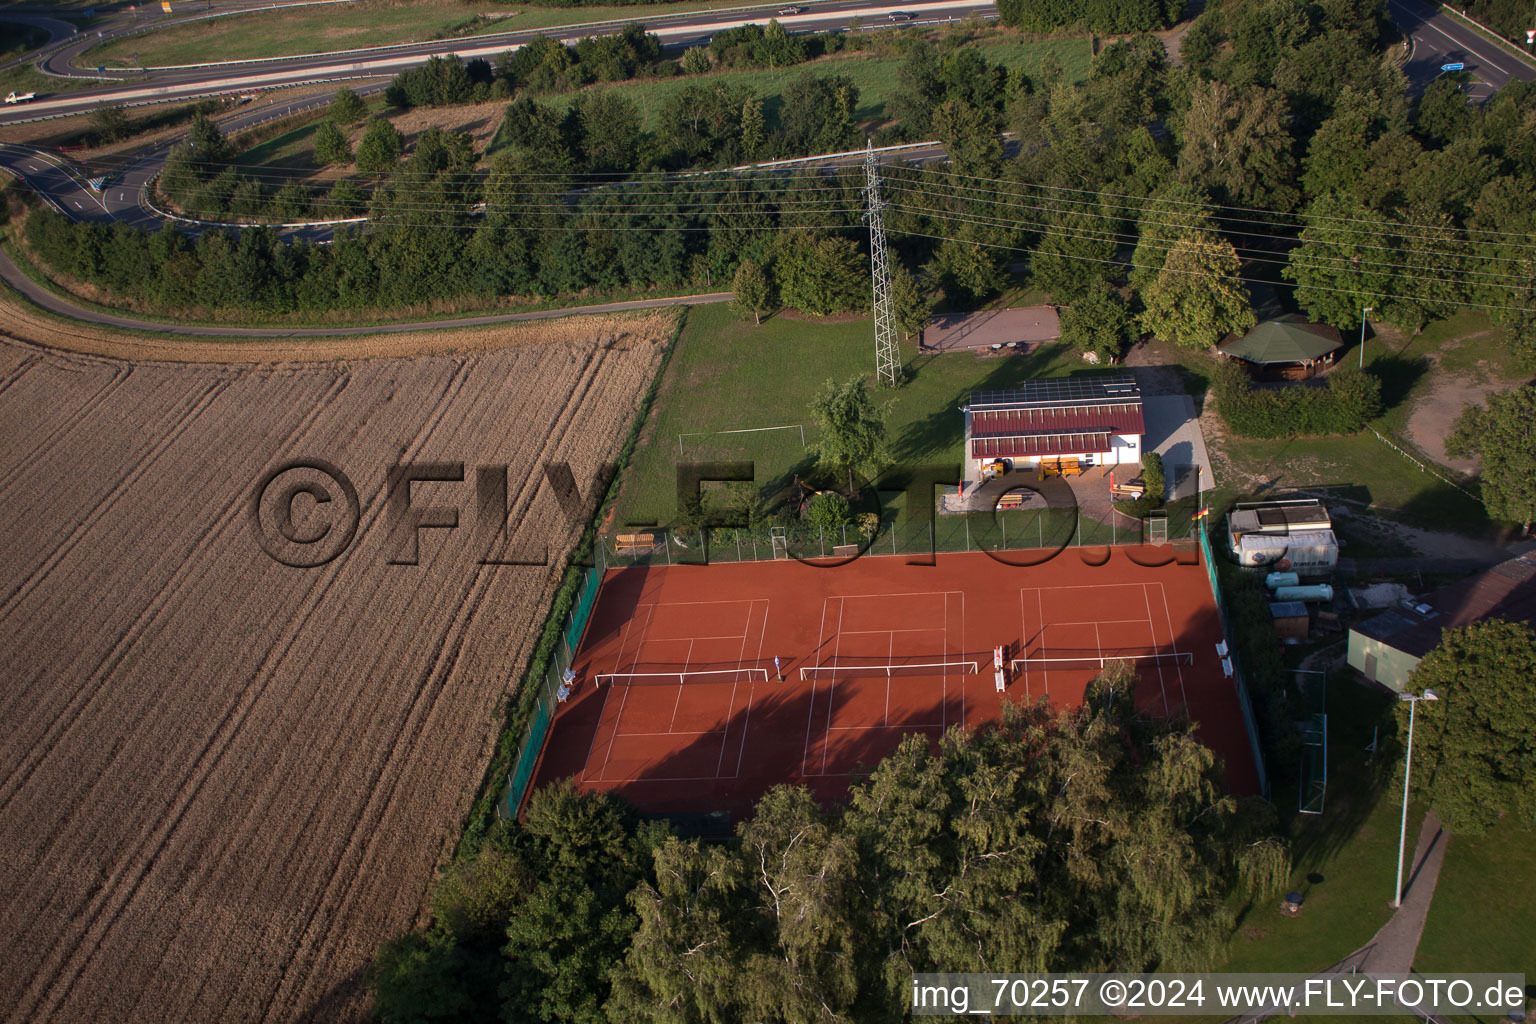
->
xmin=1198 ymin=523 xmax=1270 ymax=798
xmin=502 ymin=543 xmax=607 ymax=819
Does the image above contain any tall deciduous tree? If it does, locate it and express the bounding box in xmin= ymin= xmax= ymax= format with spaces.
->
xmin=774 ymin=230 xmax=865 ymax=316
xmin=1062 ymin=281 xmax=1133 ymax=363
xmin=1400 ymin=619 xmax=1536 ymax=833
xmin=1282 ymin=191 xmax=1391 ymax=328
xmin=1130 ymin=181 xmax=1219 ymax=293
xmin=1177 ymin=81 xmax=1299 ymax=211
xmin=1138 ymin=232 xmax=1254 ymax=349
xmin=1447 ymin=384 xmax=1536 ymax=532
xmin=809 ymin=375 xmax=889 ymax=493
xmin=728 ymin=257 xmax=771 ymax=324
xmin=890 ymin=263 xmax=932 ymax=342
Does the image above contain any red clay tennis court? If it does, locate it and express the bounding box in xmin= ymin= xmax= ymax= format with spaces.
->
xmin=529 ymin=549 xmax=1258 ymax=821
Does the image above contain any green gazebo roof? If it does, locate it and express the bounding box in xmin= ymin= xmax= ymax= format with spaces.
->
xmin=1220 ymin=316 xmax=1343 ymax=364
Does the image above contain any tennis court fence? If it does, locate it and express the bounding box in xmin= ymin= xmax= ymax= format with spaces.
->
xmin=499 ymin=541 xmax=608 ymax=820
xmin=1198 ymin=523 xmax=1270 ymax=798
xmin=601 ymin=504 xmax=1199 ymax=567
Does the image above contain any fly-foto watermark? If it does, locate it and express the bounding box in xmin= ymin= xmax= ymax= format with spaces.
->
xmin=250 ymin=459 xmax=1222 ymax=570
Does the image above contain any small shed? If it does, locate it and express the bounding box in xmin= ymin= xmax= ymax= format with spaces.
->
xmin=1218 ymin=316 xmax=1344 ymax=381
xmin=1269 ymin=601 xmax=1310 ymax=639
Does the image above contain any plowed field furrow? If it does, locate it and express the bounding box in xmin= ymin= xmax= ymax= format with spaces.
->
xmin=0 ymin=377 xmax=233 ymax=616
xmin=0 ymin=360 xmax=127 ymax=493
xmin=0 ymin=349 xmax=38 ymax=394
xmin=257 ymin=344 xmax=612 ymax=1021
xmin=7 ymin=364 xmax=464 ymax=1024
xmin=0 ymin=312 xmax=673 ymax=1024
xmin=0 ymin=371 xmax=350 ymax=830
xmin=219 ymin=348 xmax=592 ymax=1021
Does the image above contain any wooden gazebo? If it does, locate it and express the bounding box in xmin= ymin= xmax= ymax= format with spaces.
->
xmin=1217 ymin=316 xmax=1344 ymax=381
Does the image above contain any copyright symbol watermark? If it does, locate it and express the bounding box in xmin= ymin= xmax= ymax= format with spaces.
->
xmin=1099 ymin=979 xmax=1127 ymax=1007
xmin=249 ymin=459 xmax=360 ymax=568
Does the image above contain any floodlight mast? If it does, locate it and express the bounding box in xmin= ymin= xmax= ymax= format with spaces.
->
xmin=863 ymin=142 xmax=899 ymax=389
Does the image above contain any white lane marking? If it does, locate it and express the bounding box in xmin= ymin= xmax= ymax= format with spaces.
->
xmin=72 ymin=200 xmax=81 ymax=209
xmin=1392 ymin=0 xmax=1507 ymax=79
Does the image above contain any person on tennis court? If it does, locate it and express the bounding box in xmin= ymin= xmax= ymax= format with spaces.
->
xmin=774 ymin=656 xmax=783 ymax=681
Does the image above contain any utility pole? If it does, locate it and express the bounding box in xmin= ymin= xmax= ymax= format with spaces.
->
xmin=863 ymin=141 xmax=898 ymax=389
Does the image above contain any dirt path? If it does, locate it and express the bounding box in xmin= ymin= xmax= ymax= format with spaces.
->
xmin=1398 ymin=331 xmax=1519 ymax=474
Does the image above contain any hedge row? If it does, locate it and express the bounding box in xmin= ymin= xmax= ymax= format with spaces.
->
xmin=1213 ymin=360 xmax=1383 ymax=438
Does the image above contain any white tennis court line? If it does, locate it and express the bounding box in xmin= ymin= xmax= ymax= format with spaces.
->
xmin=586 ymin=601 xmax=654 ymax=786
xmin=666 ymin=638 xmax=697 ymax=733
xmin=820 ymin=596 xmax=847 ymax=775
xmin=1154 ymin=582 xmax=1190 ymax=710
xmin=1020 ymin=586 xmax=1165 ymax=700
xmin=593 ymin=598 xmax=767 ymax=782
xmin=1140 ymin=584 xmax=1172 ymax=717
xmin=803 ymin=590 xmax=962 ymax=775
xmin=727 ymin=597 xmax=771 ymax=780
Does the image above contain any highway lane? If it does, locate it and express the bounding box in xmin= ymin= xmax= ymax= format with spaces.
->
xmin=1389 ymin=0 xmax=1536 ymax=100
xmin=3 ymin=0 xmax=996 ymax=124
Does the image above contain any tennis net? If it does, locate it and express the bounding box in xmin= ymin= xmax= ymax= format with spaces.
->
xmin=595 ymin=667 xmax=771 ymax=687
xmin=1010 ymin=652 xmax=1193 ymax=672
xmin=799 ymin=660 xmax=979 ymax=680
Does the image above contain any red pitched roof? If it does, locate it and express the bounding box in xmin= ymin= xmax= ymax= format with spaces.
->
xmin=970 ymin=402 xmax=1144 ymax=439
xmin=972 ymin=432 xmax=1114 ymax=458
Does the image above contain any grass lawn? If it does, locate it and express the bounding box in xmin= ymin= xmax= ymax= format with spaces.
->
xmin=1144 ymin=324 xmax=1511 ymax=540
xmin=613 ymin=302 xmax=1094 ymax=534
xmin=83 ymin=0 xmax=800 ymax=68
xmin=1220 ymin=676 xmax=1416 ymax=977
xmin=1414 ymin=813 xmax=1536 ymax=978
xmin=487 ymin=36 xmax=1091 ymax=153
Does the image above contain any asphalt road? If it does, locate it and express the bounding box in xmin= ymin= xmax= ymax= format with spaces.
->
xmin=0 ymin=0 xmax=1530 ymax=337
xmin=1388 ymin=0 xmax=1536 ymax=100
xmin=3 ymin=0 xmax=996 ymax=123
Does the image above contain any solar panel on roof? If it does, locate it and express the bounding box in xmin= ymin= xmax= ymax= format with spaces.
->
xmin=969 ymin=374 xmax=1140 ymax=410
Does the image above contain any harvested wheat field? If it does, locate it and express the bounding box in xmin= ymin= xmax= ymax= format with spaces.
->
xmin=0 ymin=309 xmax=675 ymax=1023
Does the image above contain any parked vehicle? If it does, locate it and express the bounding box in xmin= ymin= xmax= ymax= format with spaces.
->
xmin=5 ymin=91 xmax=36 ymax=105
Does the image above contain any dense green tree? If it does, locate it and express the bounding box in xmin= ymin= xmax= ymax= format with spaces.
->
xmin=805 ymin=490 xmax=852 ymax=532
xmin=739 ymin=94 xmax=764 ymax=158
xmin=779 ymin=72 xmax=859 ymax=156
xmin=728 ymin=257 xmax=771 ymax=324
xmin=774 ymin=230 xmax=865 ymax=316
xmin=1447 ymin=384 xmax=1536 ymax=531
xmin=312 ymin=120 xmax=351 ymax=166
xmin=932 ymin=97 xmax=1002 ymax=177
xmin=1139 ymin=232 xmax=1254 ymax=349
xmin=809 ymin=375 xmax=889 ymax=492
xmin=1130 ymin=181 xmax=1219 ymax=292
xmin=1468 ymin=176 xmax=1536 ymax=368
xmin=329 ymin=87 xmax=366 ymax=125
xmin=1413 ymin=77 xmax=1476 ymax=148
xmin=1030 ymin=206 xmax=1118 ymax=304
xmin=1400 ymin=619 xmax=1536 ymax=833
xmin=1061 ymin=281 xmax=1133 ymax=363
xmin=890 ymin=262 xmax=932 ymax=343
xmin=91 ymin=104 xmax=130 ymax=144
xmin=1177 ymin=82 xmax=1299 ymax=211
xmin=574 ymin=91 xmax=643 ymax=174
xmin=187 ymin=112 xmax=230 ymax=163
xmin=679 ymin=46 xmax=710 ymax=75
xmin=355 ymin=117 xmax=404 ymax=178
xmin=1301 ymin=87 xmax=1386 ymax=199
xmin=1283 ymin=192 xmax=1394 ymax=328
